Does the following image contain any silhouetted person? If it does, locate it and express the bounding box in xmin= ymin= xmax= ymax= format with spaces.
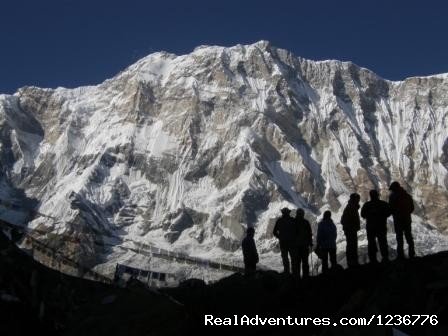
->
xmin=242 ymin=227 xmax=259 ymax=276
xmin=341 ymin=193 xmax=361 ymax=267
xmin=361 ymin=190 xmax=392 ymax=263
xmin=273 ymin=208 xmax=299 ymax=276
xmin=295 ymin=208 xmax=313 ymax=278
xmin=389 ymin=182 xmax=415 ymax=258
xmin=317 ymin=211 xmax=337 ymax=273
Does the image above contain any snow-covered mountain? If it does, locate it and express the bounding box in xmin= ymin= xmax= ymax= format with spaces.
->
xmin=1 ymin=41 xmax=448 ymax=277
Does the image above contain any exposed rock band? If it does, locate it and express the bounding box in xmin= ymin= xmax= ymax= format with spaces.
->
xmin=242 ymin=181 xmax=415 ymax=278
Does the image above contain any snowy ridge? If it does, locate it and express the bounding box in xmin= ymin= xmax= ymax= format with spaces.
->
xmin=0 ymin=41 xmax=448 ymax=279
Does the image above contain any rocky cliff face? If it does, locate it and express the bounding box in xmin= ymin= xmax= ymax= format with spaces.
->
xmin=1 ymin=41 xmax=447 ymax=271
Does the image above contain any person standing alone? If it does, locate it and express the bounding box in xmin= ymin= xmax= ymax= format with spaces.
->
xmin=361 ymin=190 xmax=392 ymax=263
xmin=242 ymin=227 xmax=259 ymax=276
xmin=389 ymin=182 xmax=415 ymax=259
xmin=295 ymin=208 xmax=313 ymax=278
xmin=316 ymin=211 xmax=337 ymax=273
xmin=273 ymin=208 xmax=298 ymax=276
xmin=340 ymin=193 xmax=361 ymax=267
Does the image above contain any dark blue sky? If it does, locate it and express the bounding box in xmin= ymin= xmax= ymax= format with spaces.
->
xmin=1 ymin=0 xmax=447 ymax=94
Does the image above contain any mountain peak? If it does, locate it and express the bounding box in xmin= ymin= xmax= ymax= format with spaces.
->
xmin=250 ymin=39 xmax=272 ymax=49
xmin=0 ymin=41 xmax=447 ymax=280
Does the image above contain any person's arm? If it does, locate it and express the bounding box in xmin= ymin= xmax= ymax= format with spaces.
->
xmin=385 ymin=202 xmax=392 ymax=217
xmin=306 ymin=221 xmax=313 ymax=247
xmin=409 ymin=194 xmax=415 ymax=213
xmin=252 ymin=239 xmax=259 ymax=263
xmin=242 ymin=238 xmax=248 ymax=257
xmin=360 ymin=204 xmax=367 ymax=219
xmin=273 ymin=220 xmax=278 ymax=237
xmin=340 ymin=208 xmax=346 ymax=226
xmin=316 ymin=223 xmax=322 ymax=246
xmin=332 ymin=223 xmax=337 ymax=241
xmin=389 ymin=194 xmax=397 ymax=214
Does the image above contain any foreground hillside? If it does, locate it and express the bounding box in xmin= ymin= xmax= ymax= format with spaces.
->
xmin=1 ymin=226 xmax=447 ymax=336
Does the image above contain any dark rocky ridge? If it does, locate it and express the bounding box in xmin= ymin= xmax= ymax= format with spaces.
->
xmin=1 ymin=225 xmax=447 ymax=336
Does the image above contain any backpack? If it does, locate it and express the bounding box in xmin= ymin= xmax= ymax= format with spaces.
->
xmin=398 ymin=191 xmax=414 ymax=215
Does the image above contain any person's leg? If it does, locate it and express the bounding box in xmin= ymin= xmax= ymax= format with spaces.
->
xmin=403 ymin=225 xmax=415 ymax=258
xmin=345 ymin=232 xmax=351 ymax=266
xmin=346 ymin=231 xmax=359 ymax=266
xmin=395 ymin=222 xmax=405 ymax=259
xmin=280 ymin=245 xmax=290 ymax=274
xmin=367 ymin=229 xmax=378 ymax=263
xmin=297 ymin=249 xmax=303 ymax=279
xmin=329 ymin=248 xmax=337 ymax=268
xmin=244 ymin=262 xmax=256 ymax=276
xmin=321 ymin=249 xmax=329 ymax=273
xmin=353 ymin=231 xmax=359 ymax=265
xmin=377 ymin=231 xmax=389 ymax=261
xmin=289 ymin=247 xmax=300 ymax=279
xmin=301 ymin=247 xmax=310 ymax=278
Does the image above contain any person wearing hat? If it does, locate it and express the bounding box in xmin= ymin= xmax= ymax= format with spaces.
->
xmin=361 ymin=190 xmax=392 ymax=263
xmin=388 ymin=181 xmax=415 ymax=258
xmin=273 ymin=207 xmax=298 ymax=276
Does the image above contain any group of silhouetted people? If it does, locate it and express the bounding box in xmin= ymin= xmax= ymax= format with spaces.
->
xmin=272 ymin=208 xmax=313 ymax=278
xmin=241 ymin=181 xmax=416 ymax=277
